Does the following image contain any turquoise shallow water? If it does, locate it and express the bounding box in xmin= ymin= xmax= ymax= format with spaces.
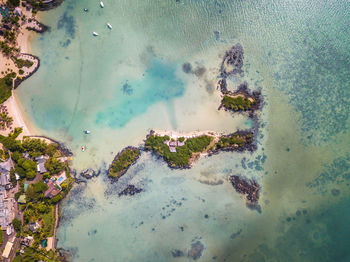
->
xmin=16 ymin=0 xmax=350 ymax=261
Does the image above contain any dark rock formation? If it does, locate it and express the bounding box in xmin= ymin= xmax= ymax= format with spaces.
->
xmin=229 ymin=175 xmax=260 ymax=204
xmin=80 ymin=168 xmax=100 ymax=179
xmin=118 ymin=185 xmax=142 ymax=196
xmin=171 ymin=249 xmax=184 ymax=258
xmin=230 ymin=229 xmax=242 ymax=239
xmin=220 ymin=44 xmax=244 ymax=77
xmin=26 ymin=20 xmax=49 ymax=33
xmin=331 ymin=188 xmax=340 ymax=196
xmin=188 ymin=241 xmax=204 ymax=260
xmin=182 ymin=63 xmax=192 ymax=74
xmin=217 ymin=78 xmax=228 ymax=93
xmin=36 ymin=0 xmax=65 ymax=11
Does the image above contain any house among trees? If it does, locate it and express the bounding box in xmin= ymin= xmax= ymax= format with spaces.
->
xmin=36 ymin=156 xmax=47 ymax=174
xmin=0 ymin=159 xmax=12 ymax=189
xmin=166 ymin=138 xmax=186 ymax=153
xmin=29 ymin=222 xmax=39 ymax=233
xmin=44 ymin=180 xmax=61 ymax=198
xmin=0 ymin=173 xmax=10 ymax=188
xmin=13 ymin=7 xmax=22 ymax=16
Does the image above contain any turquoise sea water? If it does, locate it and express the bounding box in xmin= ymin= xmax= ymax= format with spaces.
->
xmin=16 ymin=0 xmax=350 ymax=261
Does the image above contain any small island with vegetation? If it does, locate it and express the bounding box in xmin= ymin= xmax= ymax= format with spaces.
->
xmin=218 ymin=82 xmax=262 ymax=113
xmin=143 ymin=130 xmax=255 ymax=169
xmin=108 ymin=146 xmax=140 ymax=179
xmin=145 ymin=132 xmax=214 ymax=168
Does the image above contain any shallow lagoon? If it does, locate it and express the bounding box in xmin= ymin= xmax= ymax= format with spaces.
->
xmin=16 ymin=0 xmax=350 ymax=261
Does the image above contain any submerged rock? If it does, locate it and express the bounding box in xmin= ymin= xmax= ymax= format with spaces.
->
xmin=188 ymin=241 xmax=204 ymax=260
xmin=80 ymin=168 xmax=100 ymax=179
xmin=220 ymin=44 xmax=244 ymax=77
xmin=118 ymin=185 xmax=142 ymax=197
xmin=171 ymin=249 xmax=184 ymax=258
xmin=331 ymin=188 xmax=340 ymax=196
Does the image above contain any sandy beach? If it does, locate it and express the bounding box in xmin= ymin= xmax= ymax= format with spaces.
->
xmin=0 ymin=6 xmax=40 ymax=138
xmin=0 ymin=91 xmax=38 ymax=138
xmin=153 ymin=129 xmax=224 ymax=140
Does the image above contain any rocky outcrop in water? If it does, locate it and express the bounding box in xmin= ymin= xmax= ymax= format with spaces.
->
xmin=220 ymin=44 xmax=244 ymax=77
xmin=80 ymin=168 xmax=100 ymax=179
xmin=118 ymin=185 xmax=142 ymax=197
xmin=229 ymin=175 xmax=260 ymax=204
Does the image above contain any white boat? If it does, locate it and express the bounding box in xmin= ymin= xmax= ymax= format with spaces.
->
xmin=107 ymin=23 xmax=112 ymax=29
xmin=84 ymin=130 xmax=91 ymax=134
xmin=93 ymin=31 xmax=99 ymax=36
xmin=100 ymin=1 xmax=104 ymax=7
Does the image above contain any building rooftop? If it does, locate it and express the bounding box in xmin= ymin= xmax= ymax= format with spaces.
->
xmin=2 ymin=241 xmax=13 ymax=258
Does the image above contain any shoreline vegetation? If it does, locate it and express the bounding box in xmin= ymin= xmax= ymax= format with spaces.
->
xmin=0 ymin=0 xmax=69 ymax=260
xmin=106 ymin=128 xmax=256 ymax=179
xmin=0 ymin=128 xmax=73 ymax=261
xmin=0 ymin=0 xmax=56 ymax=105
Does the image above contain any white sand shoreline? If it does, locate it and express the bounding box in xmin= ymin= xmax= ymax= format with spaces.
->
xmin=153 ymin=129 xmax=225 ymax=139
xmin=0 ymin=91 xmax=39 ymax=138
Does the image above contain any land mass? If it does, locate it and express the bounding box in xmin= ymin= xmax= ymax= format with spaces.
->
xmin=108 ymin=146 xmax=140 ymax=179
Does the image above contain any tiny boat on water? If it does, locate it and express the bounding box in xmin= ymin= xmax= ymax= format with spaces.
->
xmin=83 ymin=8 xmax=88 ymax=12
xmin=107 ymin=23 xmax=112 ymax=29
xmin=84 ymin=130 xmax=91 ymax=134
xmin=81 ymin=146 xmax=86 ymax=152
xmin=93 ymin=32 xmax=99 ymax=36
xmin=100 ymin=1 xmax=104 ymax=8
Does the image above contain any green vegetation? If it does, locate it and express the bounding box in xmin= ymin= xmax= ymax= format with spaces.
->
xmin=0 ymin=148 xmax=10 ymax=160
xmin=7 ymin=0 xmax=20 ymax=7
xmin=0 ymin=105 xmax=13 ymax=130
xmin=12 ymin=218 xmax=21 ymax=232
xmin=22 ymin=137 xmax=48 ymax=158
xmin=45 ymin=157 xmax=64 ymax=175
xmin=12 ymin=247 xmax=60 ymax=262
xmin=0 ymin=227 xmax=3 ymax=245
xmin=0 ymin=73 xmax=16 ymax=103
xmin=0 ymin=40 xmax=18 ymax=56
xmin=13 ymin=57 xmax=34 ymax=68
xmin=186 ymin=136 xmax=213 ymax=152
xmin=109 ymin=147 xmax=140 ymax=178
xmin=216 ymin=133 xmax=253 ymax=149
xmin=41 ymin=205 xmax=55 ymax=236
xmin=145 ymin=134 xmax=213 ymax=168
xmin=221 ymin=95 xmax=256 ymax=111
xmin=15 ymin=158 xmax=37 ymax=179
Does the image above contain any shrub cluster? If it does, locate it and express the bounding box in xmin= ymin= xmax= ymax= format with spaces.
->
xmin=145 ymin=134 xmax=213 ymax=167
xmin=221 ymin=95 xmax=256 ymax=111
xmin=109 ymin=147 xmax=140 ymax=178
